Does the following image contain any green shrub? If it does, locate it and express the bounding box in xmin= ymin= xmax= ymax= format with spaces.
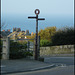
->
xmin=51 ymin=27 xmax=74 ymax=45
xmin=9 ymin=41 xmax=27 ymax=59
xmin=24 ymin=51 xmax=33 ymax=57
xmin=40 ymin=39 xmax=52 ymax=47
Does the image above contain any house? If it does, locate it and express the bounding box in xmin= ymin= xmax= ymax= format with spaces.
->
xmin=8 ymin=28 xmax=31 ymax=40
xmin=1 ymin=29 xmax=12 ymax=38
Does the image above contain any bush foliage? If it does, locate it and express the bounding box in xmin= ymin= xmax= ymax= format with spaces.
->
xmin=39 ymin=27 xmax=74 ymax=46
xmin=40 ymin=39 xmax=52 ymax=47
xmin=51 ymin=27 xmax=74 ymax=45
xmin=9 ymin=41 xmax=33 ymax=59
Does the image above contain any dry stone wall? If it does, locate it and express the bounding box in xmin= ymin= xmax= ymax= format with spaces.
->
xmin=40 ymin=45 xmax=74 ymax=57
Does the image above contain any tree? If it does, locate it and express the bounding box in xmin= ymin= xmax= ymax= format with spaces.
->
xmin=39 ymin=26 xmax=56 ymax=41
xmin=51 ymin=27 xmax=74 ymax=45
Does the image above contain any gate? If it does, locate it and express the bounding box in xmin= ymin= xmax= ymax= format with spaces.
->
xmin=1 ymin=36 xmax=40 ymax=60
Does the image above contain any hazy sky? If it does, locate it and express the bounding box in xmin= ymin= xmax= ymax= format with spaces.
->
xmin=1 ymin=0 xmax=74 ymax=32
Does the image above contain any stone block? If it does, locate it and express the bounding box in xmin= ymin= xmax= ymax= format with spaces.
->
xmin=71 ymin=48 xmax=74 ymax=52
xmin=68 ymin=45 xmax=71 ymax=48
xmin=40 ymin=47 xmax=46 ymax=50
xmin=71 ymin=45 xmax=74 ymax=48
xmin=60 ymin=46 xmax=63 ymax=49
xmin=42 ymin=47 xmax=46 ymax=50
xmin=64 ymin=45 xmax=67 ymax=48
xmin=46 ymin=47 xmax=50 ymax=50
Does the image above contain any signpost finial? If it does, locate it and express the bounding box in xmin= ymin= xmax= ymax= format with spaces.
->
xmin=35 ymin=9 xmax=40 ymax=15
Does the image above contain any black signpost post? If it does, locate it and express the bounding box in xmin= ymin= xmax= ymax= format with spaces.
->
xmin=28 ymin=9 xmax=45 ymax=60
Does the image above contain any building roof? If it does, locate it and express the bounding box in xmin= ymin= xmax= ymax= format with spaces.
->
xmin=7 ymin=31 xmax=17 ymax=37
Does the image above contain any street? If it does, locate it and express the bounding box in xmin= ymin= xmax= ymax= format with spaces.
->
xmin=2 ymin=57 xmax=74 ymax=75
xmin=44 ymin=57 xmax=74 ymax=65
xmin=3 ymin=65 xmax=74 ymax=75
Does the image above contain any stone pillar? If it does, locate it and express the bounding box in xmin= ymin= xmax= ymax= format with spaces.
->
xmin=2 ymin=37 xmax=10 ymax=60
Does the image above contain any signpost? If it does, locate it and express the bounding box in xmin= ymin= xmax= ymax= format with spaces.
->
xmin=28 ymin=9 xmax=45 ymax=60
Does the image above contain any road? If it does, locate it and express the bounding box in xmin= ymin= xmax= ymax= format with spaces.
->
xmin=3 ymin=65 xmax=74 ymax=75
xmin=2 ymin=57 xmax=74 ymax=75
xmin=44 ymin=57 xmax=74 ymax=65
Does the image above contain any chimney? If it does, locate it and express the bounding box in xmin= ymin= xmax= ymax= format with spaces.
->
xmin=8 ymin=29 xmax=10 ymax=32
xmin=2 ymin=30 xmax=5 ymax=32
xmin=13 ymin=28 xmax=16 ymax=32
xmin=25 ymin=30 xmax=29 ymax=34
xmin=31 ymin=32 xmax=34 ymax=36
xmin=19 ymin=28 xmax=21 ymax=31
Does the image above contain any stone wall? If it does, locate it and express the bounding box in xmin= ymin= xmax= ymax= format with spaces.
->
xmin=40 ymin=45 xmax=74 ymax=57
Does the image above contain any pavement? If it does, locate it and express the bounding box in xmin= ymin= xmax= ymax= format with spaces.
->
xmin=1 ymin=58 xmax=56 ymax=74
